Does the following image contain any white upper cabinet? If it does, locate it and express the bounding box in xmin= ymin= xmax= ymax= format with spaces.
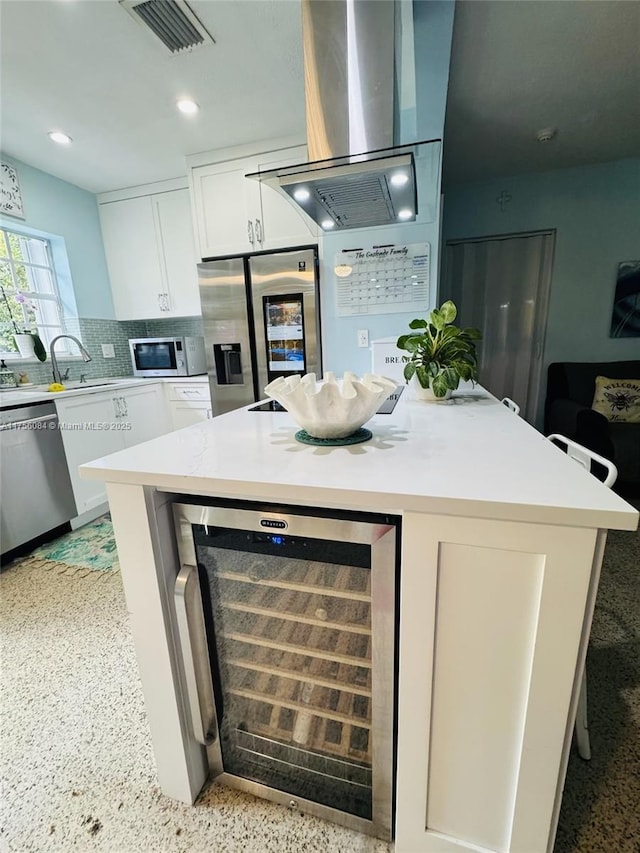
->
xmin=152 ymin=190 xmax=201 ymax=316
xmin=98 ymin=185 xmax=200 ymax=320
xmin=190 ymin=144 xmax=317 ymax=259
xmin=191 ymin=157 xmax=262 ymax=258
xmin=254 ymin=147 xmax=319 ymax=252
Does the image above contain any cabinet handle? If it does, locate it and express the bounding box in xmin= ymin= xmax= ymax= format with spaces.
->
xmin=113 ymin=397 xmax=121 ymax=419
xmin=247 ymin=219 xmax=255 ymax=246
xmin=255 ymin=218 xmax=263 ymax=243
xmin=120 ymin=396 xmax=128 ymax=418
xmin=158 ymin=293 xmax=165 ymax=312
xmin=163 ymin=292 xmax=170 ymax=312
xmin=174 ymin=564 xmax=218 ymax=746
xmin=207 ymin=408 xmax=212 ymax=419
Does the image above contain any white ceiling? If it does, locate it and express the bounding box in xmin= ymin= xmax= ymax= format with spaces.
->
xmin=0 ymin=0 xmax=306 ymax=193
xmin=444 ymin=0 xmax=640 ymax=185
xmin=1 ymin=0 xmax=638 ymax=195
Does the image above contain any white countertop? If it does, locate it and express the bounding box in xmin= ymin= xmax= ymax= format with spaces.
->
xmin=0 ymin=375 xmax=209 ymax=408
xmin=80 ymin=385 xmax=639 ymax=531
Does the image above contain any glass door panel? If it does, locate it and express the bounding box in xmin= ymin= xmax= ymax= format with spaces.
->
xmin=193 ymin=526 xmax=374 ymax=820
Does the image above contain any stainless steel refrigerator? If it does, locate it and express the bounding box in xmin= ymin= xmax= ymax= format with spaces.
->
xmin=198 ymin=246 xmax=321 ymax=416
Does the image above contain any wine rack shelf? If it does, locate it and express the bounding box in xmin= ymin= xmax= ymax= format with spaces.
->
xmin=209 ymin=552 xmax=373 ymax=764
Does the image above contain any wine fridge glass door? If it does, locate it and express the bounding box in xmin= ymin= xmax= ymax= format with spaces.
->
xmin=173 ymin=503 xmax=397 ymax=840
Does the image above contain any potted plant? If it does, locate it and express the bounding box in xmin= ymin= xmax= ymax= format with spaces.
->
xmin=1 ymin=286 xmax=47 ymax=361
xmin=396 ymin=300 xmax=481 ymax=399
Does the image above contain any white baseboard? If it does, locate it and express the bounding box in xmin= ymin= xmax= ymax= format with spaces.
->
xmin=70 ymin=502 xmax=109 ymax=530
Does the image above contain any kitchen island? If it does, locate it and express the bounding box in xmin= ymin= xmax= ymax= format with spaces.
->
xmin=80 ymin=385 xmax=638 ymax=853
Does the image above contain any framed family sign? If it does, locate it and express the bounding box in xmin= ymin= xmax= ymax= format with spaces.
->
xmin=1 ymin=162 xmax=25 ymax=219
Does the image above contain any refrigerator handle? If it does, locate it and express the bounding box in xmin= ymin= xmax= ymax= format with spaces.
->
xmin=247 ymin=219 xmax=255 ymax=247
xmin=174 ymin=563 xmax=218 ymax=747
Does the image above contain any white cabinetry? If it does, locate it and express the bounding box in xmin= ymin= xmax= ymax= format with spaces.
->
xmin=98 ymin=183 xmax=200 ymax=320
xmin=190 ymin=144 xmax=317 ymax=259
xmin=165 ymin=380 xmax=212 ymax=430
xmin=56 ymin=383 xmax=169 ymax=516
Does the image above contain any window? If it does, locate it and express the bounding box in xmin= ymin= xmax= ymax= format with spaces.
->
xmin=0 ymin=227 xmax=68 ymax=356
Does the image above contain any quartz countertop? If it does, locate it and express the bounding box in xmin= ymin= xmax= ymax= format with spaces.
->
xmin=79 ymin=385 xmax=639 ymax=531
xmin=0 ymin=375 xmax=208 ymax=409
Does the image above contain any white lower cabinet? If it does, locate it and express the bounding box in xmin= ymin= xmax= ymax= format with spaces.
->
xmin=56 ymin=392 xmax=126 ymax=516
xmin=118 ymin=384 xmax=171 ymax=447
xmin=164 ymin=380 xmax=212 ymax=429
xmin=56 ymin=384 xmax=169 ymax=516
xmin=171 ymin=402 xmax=212 ymax=430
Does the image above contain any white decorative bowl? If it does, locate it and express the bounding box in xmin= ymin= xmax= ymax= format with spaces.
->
xmin=264 ymin=372 xmax=398 ymax=439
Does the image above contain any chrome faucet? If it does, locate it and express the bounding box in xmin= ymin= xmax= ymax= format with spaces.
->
xmin=49 ymin=335 xmax=92 ymax=385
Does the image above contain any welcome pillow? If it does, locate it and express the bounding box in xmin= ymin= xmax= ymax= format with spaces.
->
xmin=592 ymin=375 xmax=640 ymax=423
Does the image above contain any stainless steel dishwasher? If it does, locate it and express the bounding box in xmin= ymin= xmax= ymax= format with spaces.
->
xmin=1 ymin=401 xmax=77 ymax=555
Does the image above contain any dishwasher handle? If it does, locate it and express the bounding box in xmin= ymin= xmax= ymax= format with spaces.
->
xmin=174 ymin=564 xmax=218 ymax=747
xmin=0 ymin=413 xmax=58 ymax=431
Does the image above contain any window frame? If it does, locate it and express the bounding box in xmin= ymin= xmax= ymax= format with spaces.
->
xmin=0 ymin=226 xmax=72 ymax=358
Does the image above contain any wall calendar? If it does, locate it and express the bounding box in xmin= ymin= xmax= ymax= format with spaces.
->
xmin=334 ymin=242 xmax=430 ymax=316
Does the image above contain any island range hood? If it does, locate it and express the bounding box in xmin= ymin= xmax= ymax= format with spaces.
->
xmin=248 ymin=0 xmax=440 ymax=232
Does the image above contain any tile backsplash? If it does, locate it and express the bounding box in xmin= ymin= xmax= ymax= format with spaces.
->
xmin=9 ymin=316 xmax=204 ymax=385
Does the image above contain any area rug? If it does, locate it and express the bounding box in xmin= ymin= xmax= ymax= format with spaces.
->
xmin=24 ymin=514 xmax=119 ymax=574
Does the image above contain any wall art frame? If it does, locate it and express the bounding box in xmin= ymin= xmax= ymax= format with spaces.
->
xmin=0 ymin=162 xmax=25 ymax=219
xmin=609 ymin=260 xmax=640 ymax=338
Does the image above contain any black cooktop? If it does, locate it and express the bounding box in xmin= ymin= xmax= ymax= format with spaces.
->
xmin=249 ymin=384 xmax=404 ymax=414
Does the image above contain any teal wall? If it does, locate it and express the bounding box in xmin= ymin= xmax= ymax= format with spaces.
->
xmin=0 ymin=154 xmax=114 ymax=319
xmin=323 ymin=0 xmax=454 ymax=375
xmin=441 ymin=158 xmax=640 ymax=369
xmin=413 ymin=0 xmax=455 ymax=141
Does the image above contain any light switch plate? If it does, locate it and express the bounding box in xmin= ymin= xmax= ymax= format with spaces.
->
xmin=101 ymin=343 xmax=115 ymax=358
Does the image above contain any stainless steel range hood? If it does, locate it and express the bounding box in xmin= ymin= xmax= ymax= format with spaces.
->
xmin=247 ymin=0 xmax=439 ymax=232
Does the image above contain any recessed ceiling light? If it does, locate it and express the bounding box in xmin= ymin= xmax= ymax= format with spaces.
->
xmin=397 ymin=208 xmax=413 ymax=220
xmin=390 ymin=173 xmax=409 ymax=187
xmin=177 ymin=98 xmax=199 ymax=115
xmin=321 ymin=219 xmax=335 ymax=229
xmin=293 ymin=187 xmax=311 ymax=202
xmin=48 ymin=131 xmax=72 ymax=145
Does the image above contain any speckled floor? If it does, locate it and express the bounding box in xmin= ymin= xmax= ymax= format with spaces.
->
xmin=1 ymin=511 xmax=638 ymax=853
xmin=0 ymin=558 xmax=387 ymax=853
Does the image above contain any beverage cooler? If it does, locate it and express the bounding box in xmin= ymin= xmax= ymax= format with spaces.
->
xmin=172 ymin=500 xmax=399 ymax=839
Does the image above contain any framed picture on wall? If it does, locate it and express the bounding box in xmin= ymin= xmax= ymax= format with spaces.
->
xmin=0 ymin=162 xmax=25 ymax=219
xmin=610 ymin=260 xmax=640 ymax=338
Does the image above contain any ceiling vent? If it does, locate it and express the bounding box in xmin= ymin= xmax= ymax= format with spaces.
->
xmin=120 ymin=0 xmax=215 ymax=54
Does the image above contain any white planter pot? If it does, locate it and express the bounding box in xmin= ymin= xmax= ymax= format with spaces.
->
xmin=411 ymin=375 xmax=453 ymax=402
xmin=13 ymin=334 xmax=36 ymax=359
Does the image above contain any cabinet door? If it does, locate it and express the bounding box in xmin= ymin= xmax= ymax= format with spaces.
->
xmin=165 ymin=381 xmax=211 ymax=403
xmin=153 ymin=190 xmax=201 ymax=317
xmin=55 ymin=393 xmax=125 ymax=515
xmin=170 ymin=401 xmax=212 ymax=430
xmin=191 ymin=157 xmax=262 ymax=258
xmin=255 ymin=146 xmax=318 ymax=250
xmin=99 ymin=196 xmax=165 ymax=320
xmin=119 ymin=384 xmax=170 ymax=448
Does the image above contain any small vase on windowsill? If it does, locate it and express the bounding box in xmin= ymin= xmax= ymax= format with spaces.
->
xmin=13 ymin=333 xmax=36 ymax=359
xmin=13 ymin=332 xmax=47 ymax=362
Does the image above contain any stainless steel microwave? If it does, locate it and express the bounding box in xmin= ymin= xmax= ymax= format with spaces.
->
xmin=129 ymin=336 xmax=207 ymax=378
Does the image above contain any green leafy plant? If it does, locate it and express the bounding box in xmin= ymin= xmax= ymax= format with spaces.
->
xmin=396 ymin=300 xmax=481 ymax=398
